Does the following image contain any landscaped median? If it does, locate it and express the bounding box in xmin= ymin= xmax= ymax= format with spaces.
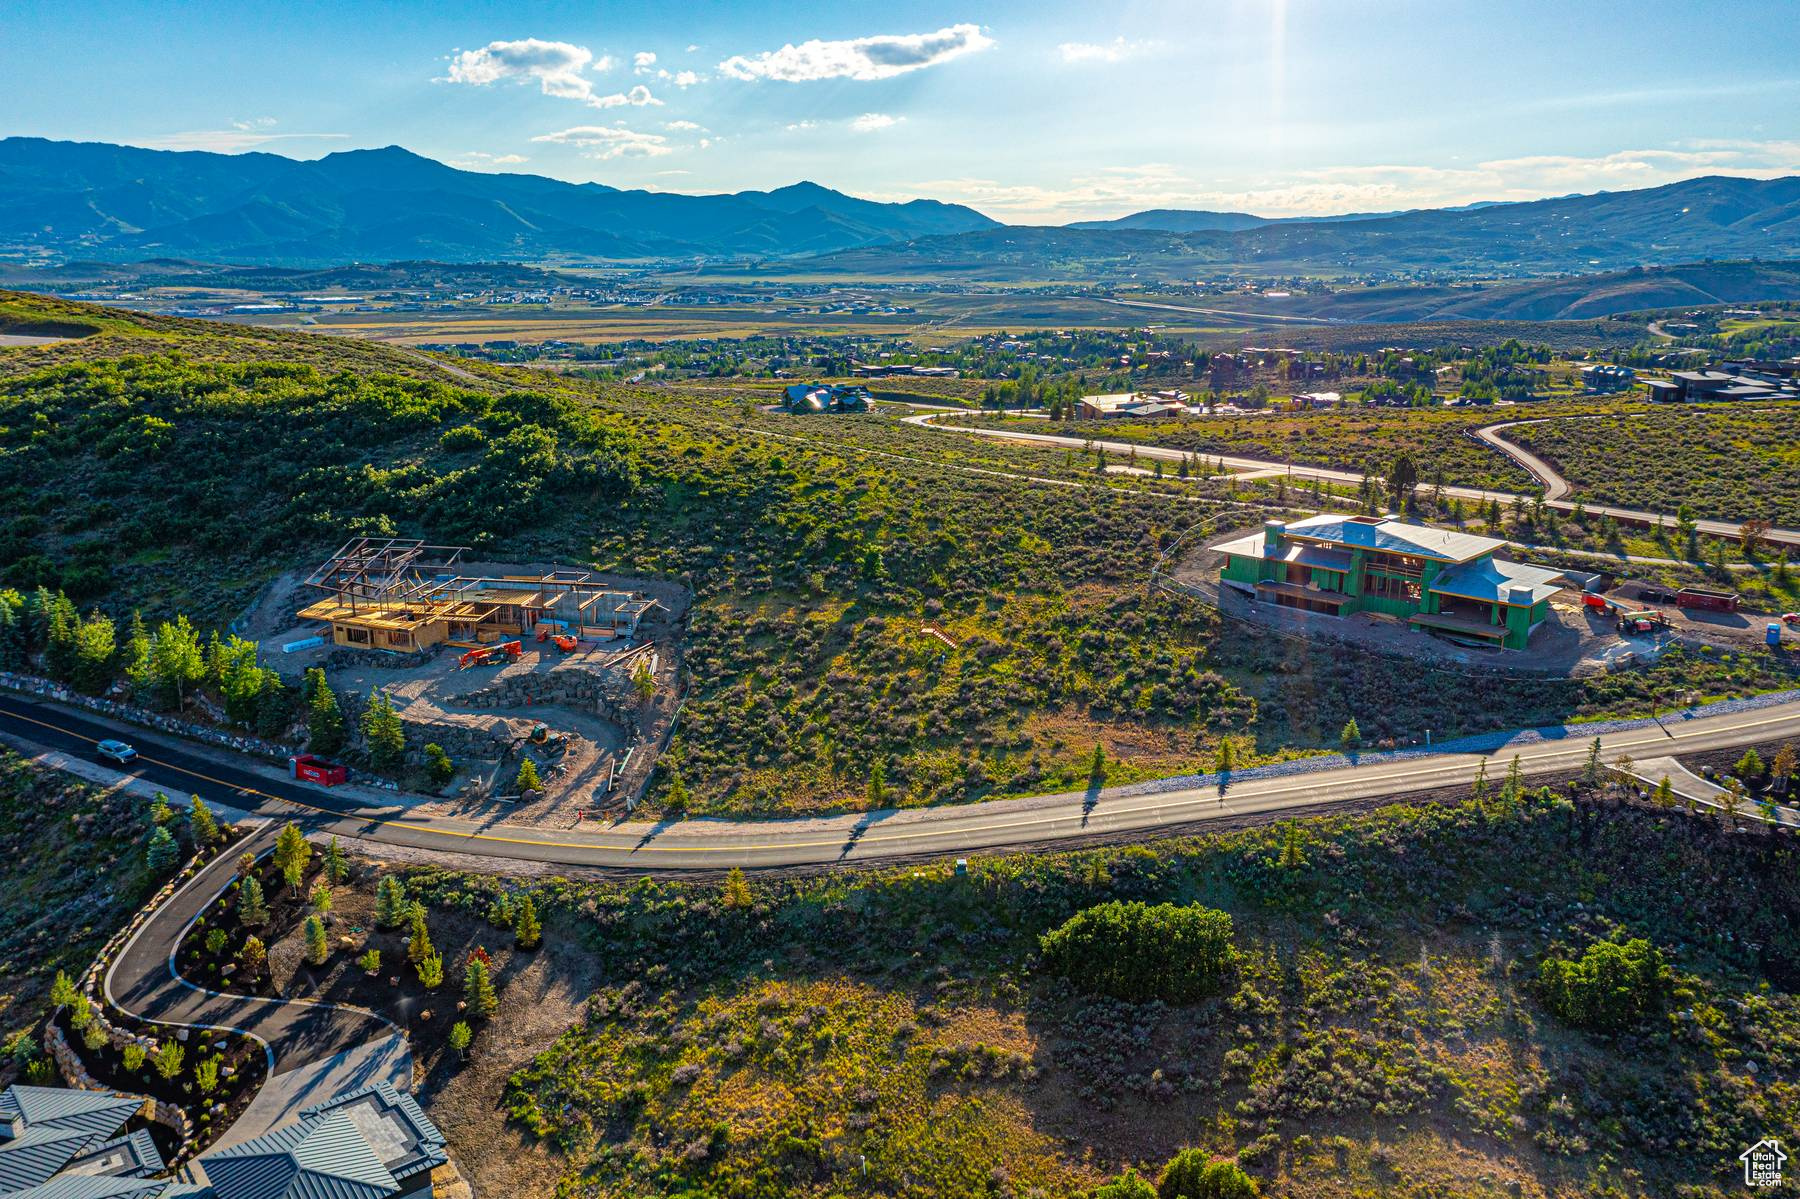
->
xmin=43 ymin=801 xmax=265 ymax=1163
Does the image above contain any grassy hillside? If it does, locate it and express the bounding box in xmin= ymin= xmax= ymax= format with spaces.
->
xmin=4 ymin=294 xmax=1796 ymax=815
xmin=0 ymin=754 xmax=164 ymax=1051
xmin=430 ymin=787 xmax=1800 ymax=1198
xmin=1513 ymin=408 xmax=1800 ymax=526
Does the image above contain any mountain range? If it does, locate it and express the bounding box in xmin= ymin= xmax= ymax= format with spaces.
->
xmin=5 ymin=138 xmax=1800 ymax=278
xmin=0 ymin=137 xmax=997 ymax=265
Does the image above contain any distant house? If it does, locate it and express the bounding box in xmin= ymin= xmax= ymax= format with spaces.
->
xmin=782 ymin=382 xmax=872 ymax=414
xmin=1213 ymin=514 xmax=1566 ymax=650
xmin=1579 ymin=364 xmax=1635 ymax=393
xmin=1075 ymin=392 xmax=1192 ymax=420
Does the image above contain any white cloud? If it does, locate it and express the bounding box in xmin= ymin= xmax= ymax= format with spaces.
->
xmin=909 ymin=141 xmax=1800 ymax=222
xmin=443 ymin=38 xmax=618 ymax=106
xmin=591 ymin=84 xmax=662 ymax=109
xmin=447 ymin=151 xmax=529 ymax=170
xmin=719 ymin=23 xmax=992 ymax=82
xmin=1057 ymin=37 xmax=1158 ymax=64
xmin=531 ymin=124 xmax=674 ymax=159
xmin=135 ymin=120 xmax=348 ymax=153
xmin=685 ymin=44 xmax=700 ymax=53
xmin=659 ymin=69 xmax=702 ymax=87
xmin=786 ymin=120 xmax=819 ymax=132
xmin=664 ymin=120 xmax=705 ymax=131
xmin=850 ymin=112 xmax=902 ymax=134
xmin=633 ymin=51 xmax=657 ymax=72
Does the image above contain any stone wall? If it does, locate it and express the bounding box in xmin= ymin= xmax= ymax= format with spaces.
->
xmin=455 ymin=664 xmax=641 ymax=729
xmin=0 ymin=670 xmax=300 ymax=762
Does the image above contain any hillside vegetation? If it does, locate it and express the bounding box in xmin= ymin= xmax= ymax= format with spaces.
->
xmin=426 ymin=785 xmax=1800 ymax=1198
xmin=3 ymin=294 xmax=1796 ymax=815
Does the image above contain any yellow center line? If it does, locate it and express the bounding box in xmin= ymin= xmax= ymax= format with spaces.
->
xmin=8 ymin=700 xmax=1799 ymax=859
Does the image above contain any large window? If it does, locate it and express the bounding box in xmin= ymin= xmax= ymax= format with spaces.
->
xmin=1362 ymin=572 xmax=1422 ymax=602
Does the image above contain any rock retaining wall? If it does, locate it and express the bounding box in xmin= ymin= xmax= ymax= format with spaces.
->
xmin=0 ymin=670 xmax=300 ymax=762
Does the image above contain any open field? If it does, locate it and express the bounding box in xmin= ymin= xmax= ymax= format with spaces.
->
xmin=1511 ymin=407 xmax=1800 ymax=526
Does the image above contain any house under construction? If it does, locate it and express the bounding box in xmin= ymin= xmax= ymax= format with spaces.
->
xmin=296 ymin=537 xmax=660 ymax=653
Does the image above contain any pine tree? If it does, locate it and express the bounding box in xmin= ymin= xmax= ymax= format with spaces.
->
xmin=303 ymin=915 xmax=329 ymax=965
xmin=448 ymin=1021 xmax=472 ymax=1059
xmin=120 ymin=612 xmax=151 ymax=697
xmin=374 ymin=876 xmax=408 ymax=928
xmin=50 ymin=971 xmax=78 ymax=1008
xmin=1653 ymin=776 xmax=1676 ymax=809
xmin=324 ymin=836 xmax=348 ymax=885
xmin=151 ymin=1040 xmax=184 ymax=1081
xmin=722 ymin=867 xmax=753 ymax=911
xmin=463 ymin=957 xmax=499 ymax=1018
xmin=424 ymin=743 xmax=454 ymax=787
xmin=237 ymin=877 xmax=268 ymax=927
xmin=1214 ymin=738 xmax=1235 ymax=774
xmin=306 ymin=669 xmax=346 ymax=754
xmin=146 ymin=826 xmax=180 ymax=873
xmin=512 ymin=895 xmax=542 ymax=950
xmin=1088 ymin=743 xmax=1107 ymax=785
xmin=71 ymin=611 xmax=116 ymax=695
xmin=310 ymin=880 xmax=333 ymax=917
xmin=1580 ymin=738 xmax=1605 ymax=792
xmin=358 ymin=948 xmax=381 ymax=974
xmin=867 ymin=759 xmax=886 ymax=807
xmin=1501 ymin=754 xmax=1526 ymax=807
xmin=239 ymin=935 xmax=267 ymax=978
xmin=407 ymin=905 xmax=434 ymax=965
xmin=187 ymin=795 xmax=221 ymax=846
xmin=515 ymin=757 xmax=541 ymax=794
xmin=1340 ymin=717 xmax=1362 ymax=753
xmin=361 ymin=690 xmax=406 ymax=769
xmin=42 ymin=592 xmax=79 ymax=683
xmin=416 ymin=951 xmax=444 ymax=989
xmin=273 ymin=823 xmax=310 ymax=894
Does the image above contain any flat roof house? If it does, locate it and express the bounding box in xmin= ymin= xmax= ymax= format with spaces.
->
xmin=1212 ymin=513 xmax=1567 ymax=649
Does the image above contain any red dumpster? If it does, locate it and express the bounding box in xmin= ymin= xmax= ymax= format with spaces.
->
xmin=1675 ymin=587 xmax=1739 ymax=612
xmin=289 ymin=754 xmax=348 ymax=786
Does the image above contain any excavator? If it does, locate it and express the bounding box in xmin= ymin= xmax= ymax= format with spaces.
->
xmin=459 ymin=640 xmax=522 ymax=668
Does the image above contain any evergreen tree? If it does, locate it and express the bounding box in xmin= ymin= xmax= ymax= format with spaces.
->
xmin=1471 ymin=761 xmax=1491 ymax=807
xmin=303 ymin=915 xmax=329 ymax=965
xmin=866 ymin=759 xmax=886 ymax=807
xmin=1214 ymin=738 xmax=1235 ymax=774
xmin=722 ymin=867 xmax=753 ymax=911
xmin=310 ymin=880 xmax=333 ymax=917
xmin=121 ymin=612 xmax=152 ymax=697
xmin=217 ymin=635 xmax=269 ymax=727
xmin=1653 ymin=776 xmax=1676 ymax=809
xmin=43 ymin=593 xmax=79 ymax=682
xmin=448 ymin=1021 xmax=472 ymax=1059
xmin=237 ymin=877 xmax=268 ymax=927
xmin=374 ymin=876 xmax=408 ymax=928
xmin=305 ymin=669 xmax=346 ymax=754
xmin=1089 ymin=743 xmax=1107 ymax=785
xmin=361 ymin=689 xmax=405 ymax=768
xmin=515 ymin=757 xmax=541 ymax=794
xmin=1340 ymin=717 xmax=1361 ymax=753
xmin=0 ymin=593 xmax=24 ymax=671
xmin=323 ymin=836 xmax=348 ymax=885
xmin=187 ymin=795 xmax=221 ymax=846
xmin=1500 ymin=754 xmax=1526 ymax=807
xmin=424 ymin=743 xmax=454 ymax=786
xmin=416 ymin=951 xmax=444 ymax=989
xmin=50 ymin=971 xmax=78 ymax=1008
xmin=146 ymin=826 xmax=180 ymax=873
xmin=463 ymin=957 xmax=499 ymax=1018
xmin=512 ymin=895 xmax=542 ymax=949
xmin=151 ymin=1040 xmax=184 ymax=1081
xmin=1579 ymin=738 xmax=1605 ymax=792
xmin=273 ymin=823 xmax=311 ymax=894
xmin=407 ymin=905 xmax=434 ymax=965
xmin=239 ymin=935 xmax=267 ymax=978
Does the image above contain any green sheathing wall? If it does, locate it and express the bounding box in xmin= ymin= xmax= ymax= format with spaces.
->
xmin=1222 ymin=554 xmax=1261 ymax=586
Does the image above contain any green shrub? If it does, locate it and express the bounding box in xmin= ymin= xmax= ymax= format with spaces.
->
xmin=1157 ymin=1151 xmax=1259 ymax=1199
xmin=1094 ymin=1168 xmax=1158 ymax=1198
xmin=1536 ymin=936 xmax=1672 ymax=1031
xmin=1040 ymin=901 xmax=1236 ymax=1003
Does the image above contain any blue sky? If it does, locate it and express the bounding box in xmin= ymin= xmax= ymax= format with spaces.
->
xmin=6 ymin=0 xmax=1799 ymax=221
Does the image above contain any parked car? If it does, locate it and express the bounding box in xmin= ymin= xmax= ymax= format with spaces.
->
xmin=96 ymin=739 xmax=138 ymax=764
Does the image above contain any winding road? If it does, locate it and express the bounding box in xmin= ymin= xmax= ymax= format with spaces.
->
xmin=7 ymin=689 xmax=1800 ymax=874
xmin=906 ymin=410 xmax=1800 ymax=548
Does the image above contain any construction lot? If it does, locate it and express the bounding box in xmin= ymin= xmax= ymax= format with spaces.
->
xmin=243 ymin=539 xmax=688 ymax=824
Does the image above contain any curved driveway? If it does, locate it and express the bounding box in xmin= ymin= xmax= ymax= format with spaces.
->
xmin=8 ymin=690 xmax=1800 ymax=873
xmin=102 ymin=822 xmax=410 ymax=1146
xmin=908 ymin=411 xmax=1800 ymax=548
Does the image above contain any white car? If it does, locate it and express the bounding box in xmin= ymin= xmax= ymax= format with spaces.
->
xmin=96 ymin=739 xmax=138 ymax=764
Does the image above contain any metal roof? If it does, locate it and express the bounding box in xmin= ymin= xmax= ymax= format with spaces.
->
xmin=0 ymin=1091 xmax=143 ymax=1142
xmin=0 ymin=1128 xmax=100 ymax=1193
xmin=63 ymin=1130 xmax=164 ymax=1182
xmin=199 ymin=1110 xmax=397 ymax=1199
xmin=1429 ymin=558 xmax=1567 ymax=606
xmin=296 ymin=1085 xmax=445 ymax=1178
xmin=0 ymin=1176 xmax=169 ymax=1199
xmin=1280 ymin=514 xmax=1507 ymax=563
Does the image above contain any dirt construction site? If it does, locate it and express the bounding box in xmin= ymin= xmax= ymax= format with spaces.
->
xmin=238 ymin=540 xmax=688 ymax=826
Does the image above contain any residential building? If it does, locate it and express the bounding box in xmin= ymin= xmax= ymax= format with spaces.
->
xmin=1212 ymin=513 xmax=1567 ymax=649
xmin=0 ymin=1080 xmax=450 ymax=1199
xmin=1578 ymin=364 xmax=1635 ymax=393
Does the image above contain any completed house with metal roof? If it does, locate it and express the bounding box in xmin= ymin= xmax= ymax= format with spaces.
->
xmin=1213 ymin=513 xmax=1567 ymax=649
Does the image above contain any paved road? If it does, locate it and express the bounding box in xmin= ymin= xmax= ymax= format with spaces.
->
xmin=102 ymin=822 xmax=410 ymax=1144
xmin=909 ymin=411 xmax=1800 ymax=548
xmin=8 ymin=690 xmax=1800 ymax=872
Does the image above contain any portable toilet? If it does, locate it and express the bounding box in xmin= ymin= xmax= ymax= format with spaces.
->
xmin=1770 ymin=623 xmax=1784 ymax=647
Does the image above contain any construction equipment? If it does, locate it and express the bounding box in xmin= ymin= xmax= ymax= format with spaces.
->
xmin=535 ymin=619 xmax=572 ymax=643
xmin=1616 ymin=608 xmax=1670 ymax=635
xmin=459 ymin=639 xmax=523 ymax=668
xmin=552 ymin=634 xmax=579 ymax=652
